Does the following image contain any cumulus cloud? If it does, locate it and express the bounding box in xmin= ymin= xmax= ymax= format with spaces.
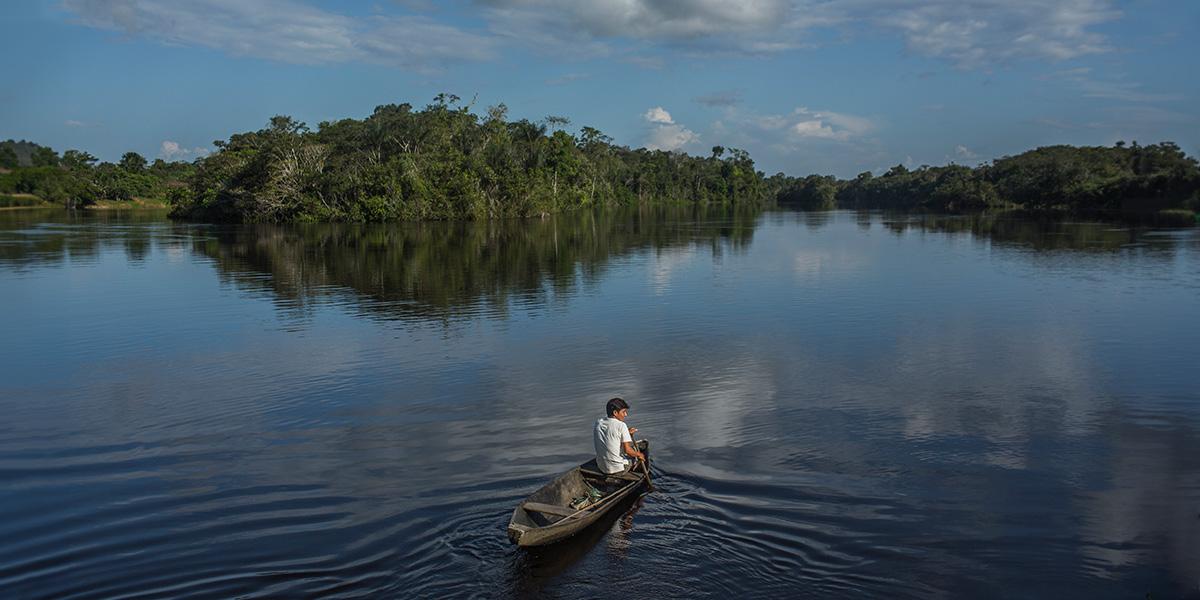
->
xmin=643 ymin=106 xmax=675 ymax=124
xmin=704 ymin=103 xmax=884 ymax=175
xmin=645 ymin=124 xmax=700 ymax=151
xmin=160 ymin=141 xmax=209 ymax=160
xmin=642 ymin=106 xmax=698 ymax=151
xmin=787 ymin=107 xmax=874 ymax=141
xmin=62 ymin=0 xmax=494 ymax=69
xmin=955 ymin=144 xmax=978 ymax=159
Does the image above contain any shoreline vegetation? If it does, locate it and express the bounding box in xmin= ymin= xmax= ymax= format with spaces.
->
xmin=3 ymin=96 xmax=1198 ymax=225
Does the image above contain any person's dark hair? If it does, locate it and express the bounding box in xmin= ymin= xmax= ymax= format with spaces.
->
xmin=606 ymin=397 xmax=629 ymax=417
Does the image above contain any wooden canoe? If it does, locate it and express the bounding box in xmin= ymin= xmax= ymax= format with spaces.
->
xmin=507 ymin=440 xmax=650 ymax=547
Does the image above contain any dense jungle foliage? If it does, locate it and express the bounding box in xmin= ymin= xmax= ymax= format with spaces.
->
xmin=771 ymin=141 xmax=1200 ymax=222
xmin=170 ymin=95 xmax=767 ymax=222
xmin=5 ymin=96 xmax=1197 ymax=225
xmin=0 ymin=139 xmax=192 ymax=208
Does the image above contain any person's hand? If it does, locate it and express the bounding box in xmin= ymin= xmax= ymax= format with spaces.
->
xmin=629 ymin=427 xmax=638 ymax=435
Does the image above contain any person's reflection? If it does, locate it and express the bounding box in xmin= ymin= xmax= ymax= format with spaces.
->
xmin=604 ymin=497 xmax=644 ymax=558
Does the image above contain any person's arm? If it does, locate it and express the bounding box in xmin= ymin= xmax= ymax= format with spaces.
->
xmin=620 ymin=421 xmax=643 ymax=460
xmin=622 ymin=440 xmax=644 ymax=461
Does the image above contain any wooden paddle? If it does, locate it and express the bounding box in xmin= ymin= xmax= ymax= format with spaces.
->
xmin=635 ymin=439 xmax=653 ymax=492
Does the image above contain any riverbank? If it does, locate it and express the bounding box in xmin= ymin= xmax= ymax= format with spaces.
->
xmin=86 ymin=197 xmax=170 ymax=210
xmin=0 ymin=193 xmax=53 ymax=209
xmin=0 ymin=195 xmax=170 ymax=211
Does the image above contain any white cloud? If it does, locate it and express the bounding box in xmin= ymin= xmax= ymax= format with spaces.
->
xmin=642 ymin=106 xmax=698 ymax=150
xmin=160 ymin=141 xmax=209 ymax=160
xmin=798 ymin=107 xmax=872 ymax=134
xmin=785 ymin=107 xmax=873 ymax=141
xmin=792 ymin=120 xmax=843 ymax=140
xmin=734 ymin=106 xmax=874 ymax=142
xmin=858 ymin=0 xmax=1120 ymax=67
xmin=64 ymin=120 xmax=87 ymax=127
xmin=62 ymin=0 xmax=494 ymax=70
xmin=645 ymin=124 xmax=699 ymax=151
xmin=724 ymin=106 xmax=874 ymax=143
xmin=62 ymin=0 xmax=1125 ymax=70
xmin=955 ymin=144 xmax=978 ymax=159
xmin=478 ymin=0 xmax=1120 ymax=66
xmin=699 ymin=103 xmax=882 ymax=174
xmin=484 ymin=0 xmax=791 ymax=40
xmin=643 ymin=106 xmax=675 ymax=125
xmin=482 ymin=0 xmax=801 ymax=56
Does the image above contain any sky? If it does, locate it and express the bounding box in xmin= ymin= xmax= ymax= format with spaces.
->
xmin=1 ymin=0 xmax=1197 ymax=177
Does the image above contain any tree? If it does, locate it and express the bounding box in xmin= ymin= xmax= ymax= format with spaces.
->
xmin=267 ymin=115 xmax=308 ymax=136
xmin=62 ymin=150 xmax=99 ymax=171
xmin=0 ymin=146 xmax=17 ymax=169
xmin=543 ymin=115 xmax=570 ymax=132
xmin=119 ymin=151 xmax=148 ymax=172
xmin=30 ymin=146 xmax=59 ymax=167
xmin=169 ymin=99 xmax=773 ymax=222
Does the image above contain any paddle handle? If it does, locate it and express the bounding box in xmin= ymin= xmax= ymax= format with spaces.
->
xmin=636 ymin=439 xmax=653 ymax=490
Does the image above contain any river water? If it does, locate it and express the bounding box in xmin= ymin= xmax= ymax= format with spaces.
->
xmin=1 ymin=208 xmax=1197 ymax=599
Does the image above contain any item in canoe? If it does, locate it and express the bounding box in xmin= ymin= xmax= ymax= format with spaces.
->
xmin=507 ymin=440 xmax=650 ymax=547
xmin=569 ymin=484 xmax=603 ymax=509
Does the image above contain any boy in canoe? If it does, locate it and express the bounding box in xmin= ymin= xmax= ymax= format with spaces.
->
xmin=594 ymin=397 xmax=646 ymax=474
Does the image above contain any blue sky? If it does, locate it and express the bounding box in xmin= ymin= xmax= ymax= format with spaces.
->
xmin=1 ymin=0 xmax=1197 ymax=177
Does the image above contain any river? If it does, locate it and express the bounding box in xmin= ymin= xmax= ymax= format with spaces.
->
xmin=1 ymin=207 xmax=1197 ymax=598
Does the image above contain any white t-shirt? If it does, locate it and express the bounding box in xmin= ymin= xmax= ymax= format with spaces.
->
xmin=593 ymin=416 xmax=633 ymax=474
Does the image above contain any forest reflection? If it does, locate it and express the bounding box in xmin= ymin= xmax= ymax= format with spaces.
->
xmin=0 ymin=208 xmax=177 ymax=270
xmin=191 ymin=205 xmax=760 ymax=321
xmin=1 ymin=208 xmax=1191 ymax=297
xmin=876 ymin=212 xmax=1181 ymax=252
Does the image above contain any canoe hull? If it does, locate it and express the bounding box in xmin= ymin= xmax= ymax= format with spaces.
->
xmin=507 ymin=440 xmax=650 ymax=547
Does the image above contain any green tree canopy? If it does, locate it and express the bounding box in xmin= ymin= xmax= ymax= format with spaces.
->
xmin=169 ymin=95 xmax=771 ymax=222
xmin=30 ymin=146 xmax=59 ymax=167
xmin=0 ymin=146 xmax=17 ymax=169
xmin=119 ymin=152 xmax=148 ymax=172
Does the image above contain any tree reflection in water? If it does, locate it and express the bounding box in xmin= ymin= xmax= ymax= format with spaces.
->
xmin=191 ymin=206 xmax=761 ymax=322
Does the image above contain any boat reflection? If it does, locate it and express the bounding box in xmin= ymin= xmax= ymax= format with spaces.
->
xmin=511 ymin=494 xmax=646 ymax=589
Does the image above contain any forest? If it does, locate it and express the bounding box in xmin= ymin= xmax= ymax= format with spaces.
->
xmin=169 ymin=95 xmax=766 ymax=221
xmin=4 ymin=96 xmax=1198 ymax=224
xmin=771 ymin=141 xmax=1200 ymax=222
xmin=0 ymin=139 xmax=193 ymax=209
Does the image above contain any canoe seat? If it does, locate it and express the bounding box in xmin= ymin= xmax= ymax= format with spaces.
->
xmin=579 ymin=466 xmax=641 ymax=482
xmin=522 ymin=502 xmax=577 ymax=518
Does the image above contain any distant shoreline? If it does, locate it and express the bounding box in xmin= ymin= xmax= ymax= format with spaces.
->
xmin=0 ymin=196 xmax=170 ymax=211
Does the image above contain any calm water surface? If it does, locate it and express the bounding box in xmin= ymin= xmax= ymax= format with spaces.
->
xmin=1 ymin=208 xmax=1198 ymax=599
